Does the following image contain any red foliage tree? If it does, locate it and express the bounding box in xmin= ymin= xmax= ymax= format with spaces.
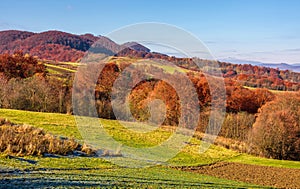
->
xmin=0 ymin=51 xmax=46 ymax=79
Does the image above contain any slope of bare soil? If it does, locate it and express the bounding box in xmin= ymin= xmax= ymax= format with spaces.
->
xmin=179 ymin=162 xmax=300 ymax=188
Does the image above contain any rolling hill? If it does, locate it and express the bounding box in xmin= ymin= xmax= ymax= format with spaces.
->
xmin=1 ymin=29 xmax=300 ymax=91
xmin=0 ymin=30 xmax=150 ymax=62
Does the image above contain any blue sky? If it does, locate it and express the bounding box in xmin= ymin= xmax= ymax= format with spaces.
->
xmin=1 ymin=0 xmax=300 ymax=63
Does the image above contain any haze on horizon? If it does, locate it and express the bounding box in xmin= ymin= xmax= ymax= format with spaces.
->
xmin=1 ymin=0 xmax=300 ymax=64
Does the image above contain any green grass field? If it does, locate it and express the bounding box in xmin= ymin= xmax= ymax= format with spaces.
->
xmin=0 ymin=108 xmax=299 ymax=188
xmin=45 ymin=58 xmax=190 ymax=76
xmin=0 ymin=158 xmax=261 ymax=188
xmin=1 ymin=108 xmax=299 ymax=169
xmin=0 ymin=153 xmax=261 ymax=188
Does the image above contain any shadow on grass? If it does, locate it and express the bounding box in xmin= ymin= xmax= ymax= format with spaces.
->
xmin=7 ymin=155 xmax=38 ymax=164
xmin=0 ymin=170 xmax=268 ymax=189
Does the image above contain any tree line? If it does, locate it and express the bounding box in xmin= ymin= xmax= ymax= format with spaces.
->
xmin=0 ymin=52 xmax=72 ymax=113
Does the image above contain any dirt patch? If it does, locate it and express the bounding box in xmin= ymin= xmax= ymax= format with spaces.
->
xmin=177 ymin=162 xmax=300 ymax=188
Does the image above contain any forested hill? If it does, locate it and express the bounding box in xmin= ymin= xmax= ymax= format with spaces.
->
xmin=219 ymin=62 xmax=300 ymax=90
xmin=1 ymin=30 xmax=300 ymax=90
xmin=0 ymin=30 xmax=149 ymax=62
xmin=115 ymin=50 xmax=300 ymax=91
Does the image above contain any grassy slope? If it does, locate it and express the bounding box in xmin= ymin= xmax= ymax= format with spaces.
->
xmin=0 ymin=109 xmax=273 ymax=188
xmin=0 ymin=108 xmax=299 ymax=170
xmin=0 ymin=159 xmax=261 ymax=188
xmin=0 ymin=109 xmax=81 ymax=139
xmin=44 ymin=63 xmax=77 ymax=73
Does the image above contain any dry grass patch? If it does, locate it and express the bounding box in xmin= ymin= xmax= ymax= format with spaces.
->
xmin=0 ymin=118 xmax=94 ymax=156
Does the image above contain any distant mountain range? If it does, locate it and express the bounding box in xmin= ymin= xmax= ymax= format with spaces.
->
xmin=0 ymin=30 xmax=150 ymax=62
xmin=220 ymin=58 xmax=300 ymax=73
xmin=1 ymin=30 xmax=300 ymax=73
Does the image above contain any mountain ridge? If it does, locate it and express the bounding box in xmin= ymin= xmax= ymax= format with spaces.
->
xmin=1 ymin=29 xmax=300 ymax=78
xmin=219 ymin=57 xmax=300 ymax=72
xmin=0 ymin=30 xmax=150 ymax=62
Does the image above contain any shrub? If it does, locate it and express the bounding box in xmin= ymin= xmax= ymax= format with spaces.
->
xmin=0 ymin=119 xmax=95 ymax=156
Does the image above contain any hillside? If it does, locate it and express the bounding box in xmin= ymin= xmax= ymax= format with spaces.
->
xmin=0 ymin=30 xmax=300 ymax=188
xmin=0 ymin=30 xmax=149 ymax=62
xmin=114 ymin=50 xmax=300 ymax=91
xmin=0 ymin=108 xmax=299 ymax=188
xmin=1 ymin=29 xmax=300 ymax=91
xmin=219 ymin=62 xmax=300 ymax=90
xmin=0 ymin=30 xmax=92 ymax=61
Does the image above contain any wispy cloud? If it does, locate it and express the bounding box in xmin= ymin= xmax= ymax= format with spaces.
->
xmin=0 ymin=20 xmax=32 ymax=31
xmin=190 ymin=50 xmax=211 ymax=54
xmin=66 ymin=5 xmax=73 ymax=10
xmin=203 ymin=40 xmax=217 ymax=44
xmin=281 ymin=48 xmax=300 ymax=52
xmin=0 ymin=21 xmax=16 ymax=30
xmin=220 ymin=49 xmax=237 ymax=53
xmin=217 ymin=49 xmax=300 ymax=64
xmin=264 ymin=35 xmax=300 ymax=40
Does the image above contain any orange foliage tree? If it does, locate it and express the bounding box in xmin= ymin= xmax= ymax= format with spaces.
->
xmin=0 ymin=51 xmax=46 ymax=79
xmin=250 ymin=93 xmax=300 ymax=160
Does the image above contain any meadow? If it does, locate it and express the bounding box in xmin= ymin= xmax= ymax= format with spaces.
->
xmin=0 ymin=108 xmax=299 ymax=188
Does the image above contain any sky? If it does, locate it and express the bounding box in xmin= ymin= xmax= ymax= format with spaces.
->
xmin=1 ymin=0 xmax=300 ymax=63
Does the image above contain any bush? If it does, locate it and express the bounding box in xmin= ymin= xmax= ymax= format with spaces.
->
xmin=249 ymin=93 xmax=300 ymax=160
xmin=0 ymin=119 xmax=95 ymax=156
